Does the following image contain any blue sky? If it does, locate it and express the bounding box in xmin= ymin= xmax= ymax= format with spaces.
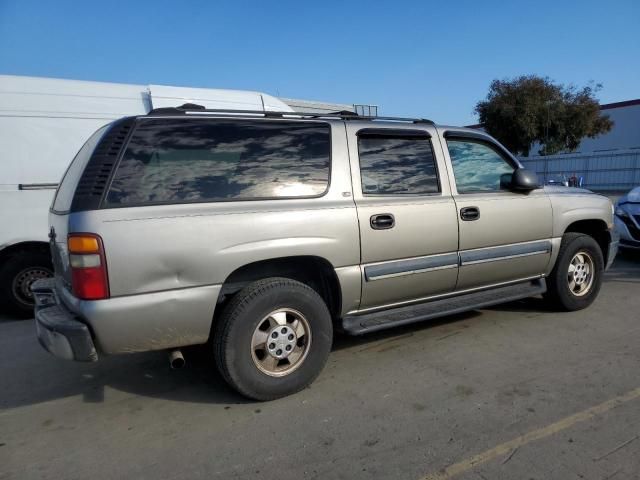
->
xmin=1 ymin=0 xmax=638 ymax=125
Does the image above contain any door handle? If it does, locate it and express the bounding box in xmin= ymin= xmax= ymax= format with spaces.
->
xmin=370 ymin=213 xmax=395 ymax=230
xmin=460 ymin=206 xmax=480 ymax=221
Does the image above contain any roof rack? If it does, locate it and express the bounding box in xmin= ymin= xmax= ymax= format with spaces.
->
xmin=147 ymin=104 xmax=435 ymax=125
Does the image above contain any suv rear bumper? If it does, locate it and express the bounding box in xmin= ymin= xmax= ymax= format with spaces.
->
xmin=32 ymin=278 xmax=98 ymax=362
xmin=33 ymin=277 xmax=221 ymax=356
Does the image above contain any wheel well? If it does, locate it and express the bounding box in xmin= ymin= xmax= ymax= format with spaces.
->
xmin=0 ymin=242 xmax=51 ymax=266
xmin=218 ymin=256 xmax=342 ymax=320
xmin=565 ymin=220 xmax=611 ymax=263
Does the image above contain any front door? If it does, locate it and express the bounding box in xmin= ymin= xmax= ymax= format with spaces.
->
xmin=347 ymin=124 xmax=459 ymax=310
xmin=442 ymin=133 xmax=553 ymax=290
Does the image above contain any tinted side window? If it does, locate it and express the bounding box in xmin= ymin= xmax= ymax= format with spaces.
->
xmin=447 ymin=139 xmax=515 ymax=193
xmin=358 ymin=135 xmax=439 ymax=195
xmin=104 ymin=119 xmax=331 ymax=206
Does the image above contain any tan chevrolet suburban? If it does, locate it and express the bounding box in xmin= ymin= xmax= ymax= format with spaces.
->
xmin=33 ymin=106 xmax=619 ymax=400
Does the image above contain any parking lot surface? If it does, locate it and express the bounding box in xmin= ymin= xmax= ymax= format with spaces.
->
xmin=2 ymin=253 xmax=640 ymax=480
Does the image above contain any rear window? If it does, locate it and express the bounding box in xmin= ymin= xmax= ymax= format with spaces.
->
xmin=104 ymin=119 xmax=331 ymax=206
xmin=52 ymin=125 xmax=108 ymax=213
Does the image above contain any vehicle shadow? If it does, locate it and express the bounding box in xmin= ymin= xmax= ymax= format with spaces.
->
xmin=332 ymin=310 xmax=480 ymax=351
xmin=0 ymin=317 xmax=247 ymax=409
xmin=484 ymin=295 xmax=555 ymax=313
xmin=2 ymin=311 xmax=484 ymax=410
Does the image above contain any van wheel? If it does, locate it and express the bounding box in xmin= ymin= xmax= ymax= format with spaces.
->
xmin=213 ymin=277 xmax=333 ymax=401
xmin=0 ymin=250 xmax=53 ymax=318
xmin=544 ymin=233 xmax=604 ymax=311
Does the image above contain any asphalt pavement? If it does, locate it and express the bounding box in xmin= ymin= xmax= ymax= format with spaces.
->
xmin=1 ymin=252 xmax=639 ymax=480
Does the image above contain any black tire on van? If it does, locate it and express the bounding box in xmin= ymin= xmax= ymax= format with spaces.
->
xmin=0 ymin=250 xmax=53 ymax=319
xmin=213 ymin=277 xmax=333 ymax=401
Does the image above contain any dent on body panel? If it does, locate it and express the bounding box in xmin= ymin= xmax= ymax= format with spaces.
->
xmin=100 ymin=202 xmax=360 ymax=297
xmin=99 ymin=215 xmax=212 ymax=295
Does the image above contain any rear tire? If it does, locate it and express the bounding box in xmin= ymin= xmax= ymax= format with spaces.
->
xmin=0 ymin=250 xmax=53 ymax=318
xmin=213 ymin=277 xmax=333 ymax=401
xmin=544 ymin=233 xmax=604 ymax=311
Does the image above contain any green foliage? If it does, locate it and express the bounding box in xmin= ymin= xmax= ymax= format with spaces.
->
xmin=475 ymin=75 xmax=614 ymax=156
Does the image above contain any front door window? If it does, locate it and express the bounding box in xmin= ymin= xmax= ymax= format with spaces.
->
xmin=447 ymin=140 xmax=515 ymax=194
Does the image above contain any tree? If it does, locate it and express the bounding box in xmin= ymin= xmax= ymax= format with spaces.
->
xmin=474 ymin=75 xmax=613 ymax=156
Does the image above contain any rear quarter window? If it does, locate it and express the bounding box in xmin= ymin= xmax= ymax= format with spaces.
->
xmin=104 ymin=119 xmax=331 ymax=206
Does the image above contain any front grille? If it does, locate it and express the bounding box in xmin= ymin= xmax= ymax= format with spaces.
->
xmin=70 ymin=118 xmax=135 ymax=212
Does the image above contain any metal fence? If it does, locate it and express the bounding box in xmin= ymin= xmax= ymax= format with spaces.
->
xmin=519 ymin=149 xmax=640 ymax=192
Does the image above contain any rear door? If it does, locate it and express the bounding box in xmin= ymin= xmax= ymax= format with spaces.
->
xmin=347 ymin=124 xmax=459 ymax=310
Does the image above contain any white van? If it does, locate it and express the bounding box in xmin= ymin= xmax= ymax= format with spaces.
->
xmin=0 ymin=75 xmax=293 ymax=316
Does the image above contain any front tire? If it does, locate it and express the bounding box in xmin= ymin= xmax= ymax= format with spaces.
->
xmin=213 ymin=277 xmax=333 ymax=401
xmin=544 ymin=233 xmax=604 ymax=311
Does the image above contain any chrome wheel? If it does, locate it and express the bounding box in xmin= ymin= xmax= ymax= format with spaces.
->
xmin=567 ymin=251 xmax=594 ymax=297
xmin=250 ymin=308 xmax=311 ymax=377
xmin=12 ymin=266 xmax=53 ymax=307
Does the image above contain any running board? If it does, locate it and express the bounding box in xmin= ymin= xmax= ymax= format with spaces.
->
xmin=341 ymin=278 xmax=546 ymax=335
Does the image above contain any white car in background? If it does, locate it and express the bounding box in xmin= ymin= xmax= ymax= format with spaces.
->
xmin=0 ymin=75 xmax=293 ymax=317
xmin=615 ymin=187 xmax=640 ymax=249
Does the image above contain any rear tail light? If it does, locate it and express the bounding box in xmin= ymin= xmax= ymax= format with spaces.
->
xmin=67 ymin=234 xmax=109 ymax=300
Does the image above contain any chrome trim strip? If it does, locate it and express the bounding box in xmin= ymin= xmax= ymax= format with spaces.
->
xmin=363 ymin=240 xmax=553 ymax=281
xmin=461 ymin=249 xmax=550 ymax=266
xmin=364 ymin=250 xmax=457 ymax=268
xmin=459 ymin=240 xmax=551 ymax=266
xmin=367 ymin=263 xmax=458 ymax=281
xmin=364 ymin=252 xmax=459 ymax=281
xmin=349 ymin=274 xmax=545 ymax=315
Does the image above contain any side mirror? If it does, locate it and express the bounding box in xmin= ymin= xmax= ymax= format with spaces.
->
xmin=502 ymin=168 xmax=540 ymax=192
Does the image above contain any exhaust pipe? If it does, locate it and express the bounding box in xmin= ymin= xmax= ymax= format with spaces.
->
xmin=169 ymin=349 xmax=185 ymax=369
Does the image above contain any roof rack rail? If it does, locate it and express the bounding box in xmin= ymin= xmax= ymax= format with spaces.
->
xmin=147 ymin=104 xmax=435 ymax=125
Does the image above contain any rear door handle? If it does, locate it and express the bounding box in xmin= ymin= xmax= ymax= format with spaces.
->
xmin=370 ymin=213 xmax=395 ymax=230
xmin=460 ymin=206 xmax=480 ymax=221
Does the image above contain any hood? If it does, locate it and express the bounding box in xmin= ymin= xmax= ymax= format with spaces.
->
xmin=543 ymin=185 xmax=594 ymax=195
